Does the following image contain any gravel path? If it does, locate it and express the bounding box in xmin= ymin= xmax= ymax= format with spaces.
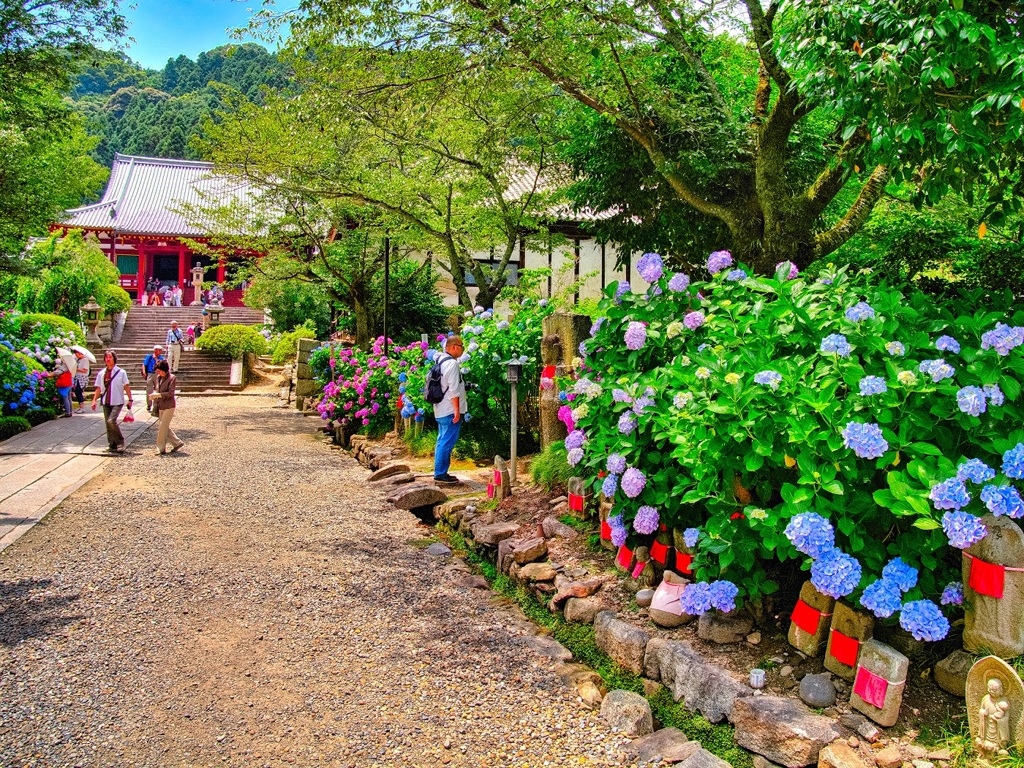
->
xmin=0 ymin=394 xmax=628 ymax=767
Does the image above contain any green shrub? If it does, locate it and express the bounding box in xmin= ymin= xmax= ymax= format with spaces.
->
xmin=0 ymin=416 xmax=31 ymax=441
xmin=97 ymin=284 xmax=132 ymax=315
xmin=13 ymin=313 xmax=83 ymax=347
xmin=272 ymin=323 xmax=317 ymax=365
xmin=195 ymin=324 xmax=269 ymax=359
xmin=530 ymin=443 xmax=574 ymax=492
xmin=24 ymin=408 xmax=56 ymax=426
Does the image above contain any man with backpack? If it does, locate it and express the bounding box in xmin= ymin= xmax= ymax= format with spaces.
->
xmin=428 ymin=335 xmax=466 ymax=484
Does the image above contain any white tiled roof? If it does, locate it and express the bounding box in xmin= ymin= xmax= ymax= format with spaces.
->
xmin=62 ymin=154 xmax=261 ymax=236
xmin=503 ymin=165 xmax=617 ymax=223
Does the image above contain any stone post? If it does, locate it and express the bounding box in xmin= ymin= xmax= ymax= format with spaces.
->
xmin=294 ymin=338 xmax=321 ymax=411
xmin=489 ymin=455 xmax=511 ymax=500
xmin=539 ymin=312 xmax=591 ymax=450
xmin=850 ymin=639 xmax=908 ymax=727
xmin=788 ymin=580 xmax=835 ymax=657
xmin=824 ymin=601 xmax=874 ymax=681
xmin=963 ymin=514 xmax=1024 ymax=658
xmin=599 ymin=494 xmax=615 ymax=550
xmin=566 ymin=476 xmax=591 ymax=520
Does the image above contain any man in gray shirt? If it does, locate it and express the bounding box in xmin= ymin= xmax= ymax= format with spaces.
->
xmin=432 ymin=336 xmax=466 ymax=483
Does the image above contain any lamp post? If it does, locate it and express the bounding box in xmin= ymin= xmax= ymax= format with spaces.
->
xmin=81 ymin=295 xmax=102 ymax=345
xmin=505 ymin=360 xmax=523 ymax=485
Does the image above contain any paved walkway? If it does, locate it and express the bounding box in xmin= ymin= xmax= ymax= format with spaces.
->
xmin=0 ymin=406 xmax=155 ymax=552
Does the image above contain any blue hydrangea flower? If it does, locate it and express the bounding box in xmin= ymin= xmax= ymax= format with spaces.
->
xmin=1003 ymin=443 xmax=1024 ymax=479
xmin=564 ymin=429 xmax=585 ymax=451
xmin=859 ymin=376 xmax=888 ymax=396
xmin=683 ymin=527 xmax=700 ymax=549
xmin=578 ymin=341 xmax=587 ymax=356
xmin=637 ymin=252 xmax=664 ymax=283
xmin=784 ymin=512 xmax=835 ymax=558
xmin=984 ymin=384 xmax=1005 ymax=406
xmin=567 ymin=447 xmax=584 ymax=466
xmin=956 ymin=386 xmax=987 ymax=417
xmin=679 ymin=582 xmax=712 ymax=615
xmin=885 ymin=341 xmax=906 ymax=356
xmin=981 ymin=323 xmax=1024 ymax=356
xmin=602 ymin=474 xmax=619 ymax=498
xmin=860 ymin=578 xmax=903 ymax=618
xmin=706 ymin=251 xmax=733 ymax=275
xmin=821 ymin=334 xmax=852 ymax=357
xmin=754 ymin=370 xmax=783 ymax=391
xmin=942 ymin=511 xmax=987 ymax=549
xmin=726 ymin=269 xmax=747 ymax=282
xmin=590 ymin=317 xmax=606 ymax=337
xmin=398 ymin=372 xmax=408 ymax=383
xmin=608 ymin=514 xmax=623 ymax=529
xmin=607 ymin=453 xmax=626 ymax=475
xmin=708 ymin=580 xmax=739 ymax=613
xmin=841 ymin=422 xmax=889 ymax=459
xmin=625 ymin=322 xmax=647 ymax=351
xmin=936 ymin=335 xmax=961 ymax=354
xmin=611 ymin=523 xmax=628 ymax=547
xmin=899 ymin=599 xmax=950 ymax=642
xmin=981 ymin=485 xmax=1024 ymax=518
xmin=919 ymin=359 xmax=955 ymax=382
xmin=668 ymin=273 xmax=690 ymax=292
xmin=620 ymin=467 xmax=647 ymax=498
xmin=496 ymin=320 xmax=510 ymax=331
xmin=614 ymin=281 xmax=631 ymax=303
xmin=882 ymin=557 xmax=918 ymax=592
xmin=634 ymin=505 xmax=660 ymax=534
xmin=845 ymin=302 xmax=875 ymax=322
xmin=618 ymin=412 xmax=637 ymax=435
xmin=810 ymin=548 xmax=862 ymax=599
xmin=612 ymin=388 xmax=632 ymax=403
xmin=940 ymin=582 xmax=964 ymax=606
xmin=958 ymin=459 xmax=996 ymax=484
xmin=929 ymin=477 xmax=971 ymax=510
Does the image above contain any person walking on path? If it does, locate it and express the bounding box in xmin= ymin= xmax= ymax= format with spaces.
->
xmin=165 ymin=321 xmax=186 ymax=373
xmin=149 ymin=360 xmax=185 ymax=455
xmin=431 ymin=335 xmax=466 ymax=484
xmin=52 ymin=359 xmax=74 ymax=418
xmin=91 ymin=350 xmax=133 ymax=452
xmin=72 ymin=349 xmax=90 ymax=413
xmin=141 ymin=345 xmax=165 ymax=394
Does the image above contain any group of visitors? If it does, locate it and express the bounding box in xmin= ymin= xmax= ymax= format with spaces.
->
xmin=140 ymin=279 xmax=184 ymax=307
xmin=200 ymin=284 xmax=224 ymax=306
xmin=51 ymin=348 xmax=92 ymax=418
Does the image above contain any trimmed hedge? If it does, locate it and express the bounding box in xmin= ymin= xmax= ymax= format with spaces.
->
xmin=0 ymin=416 xmax=31 ymax=441
xmin=272 ymin=326 xmax=317 ymax=365
xmin=196 ymin=324 xmax=269 ymax=359
xmin=24 ymin=408 xmax=57 ymax=426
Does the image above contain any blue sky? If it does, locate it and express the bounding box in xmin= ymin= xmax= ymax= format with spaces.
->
xmin=119 ymin=0 xmax=279 ymax=70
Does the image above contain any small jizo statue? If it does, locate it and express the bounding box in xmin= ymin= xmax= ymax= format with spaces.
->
xmin=966 ymin=655 xmax=1024 ymax=763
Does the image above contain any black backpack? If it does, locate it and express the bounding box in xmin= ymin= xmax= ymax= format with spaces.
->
xmin=424 ymin=353 xmax=451 ymax=405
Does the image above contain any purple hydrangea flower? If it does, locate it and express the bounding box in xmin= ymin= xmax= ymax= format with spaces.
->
xmin=929 ymin=477 xmax=971 ymax=510
xmin=940 ymin=582 xmax=964 ymax=606
xmin=608 ymin=513 xmax=623 ymax=529
xmin=784 ymin=512 xmax=836 ymax=558
xmin=958 ymin=459 xmax=995 ymax=484
xmin=684 ymin=311 xmax=705 ymax=330
xmin=859 ymin=376 xmax=888 ymax=396
xmin=957 ymin=386 xmax=987 ymax=417
xmin=882 ymin=557 xmax=918 ymax=592
xmin=942 ymin=511 xmax=987 ymax=549
xmin=886 ymin=341 xmax=906 ymax=356
xmin=679 ymin=582 xmax=712 ymax=615
xmin=590 ymin=317 xmax=606 ymax=337
xmin=668 ymin=273 xmax=690 ymax=292
xmin=981 ymin=485 xmax=1024 ymax=518
xmin=602 ymin=474 xmax=619 ymax=498
xmin=618 ymin=412 xmax=637 ymax=435
xmin=683 ymin=527 xmax=699 ymax=549
xmin=810 ymin=548 xmax=862 ymax=599
xmin=842 ymin=422 xmax=889 ymax=459
xmin=776 ymin=261 xmax=799 ymax=280
xmin=1003 ymin=443 xmax=1024 ymax=479
xmin=981 ymin=323 xmax=1024 ymax=356
xmin=611 ymin=524 xmax=628 ymax=547
xmin=845 ymin=302 xmax=875 ymax=322
xmin=708 ymin=580 xmax=739 ymax=613
xmin=899 ymin=599 xmax=950 ymax=642
xmin=614 ymin=281 xmax=631 ymax=303
xmin=620 ymin=467 xmax=647 ymax=498
xmin=936 ymin=335 xmax=961 ymax=354
xmin=578 ymin=341 xmax=587 ymax=356
xmin=860 ymin=578 xmax=904 ymax=618
xmin=634 ymin=505 xmax=660 ymax=534
xmin=637 ymin=252 xmax=664 ymax=283
xmin=754 ymin=370 xmax=783 ymax=391
xmin=707 ymin=250 xmax=733 ymax=275
xmin=821 ymin=334 xmax=852 ymax=357
xmin=726 ymin=269 xmax=747 ymax=282
xmin=607 ymin=453 xmax=626 ymax=475
xmin=632 ymin=395 xmax=654 ymax=415
xmin=919 ymin=359 xmax=955 ymax=382
xmin=612 ymin=388 xmax=632 ymax=403
xmin=567 ymin=447 xmax=584 ymax=466
xmin=984 ymin=384 xmax=1005 ymax=406
xmin=564 ymin=429 xmax=586 ymax=451
xmin=625 ymin=321 xmax=648 ymax=351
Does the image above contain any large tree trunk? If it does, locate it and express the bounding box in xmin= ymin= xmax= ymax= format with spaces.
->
xmin=352 ymin=291 xmax=371 ymax=348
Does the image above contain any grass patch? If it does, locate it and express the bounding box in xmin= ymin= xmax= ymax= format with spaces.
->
xmin=403 ymin=428 xmax=437 ymax=457
xmin=530 ymin=443 xmax=574 ymax=491
xmin=436 ymin=521 xmax=752 ymax=768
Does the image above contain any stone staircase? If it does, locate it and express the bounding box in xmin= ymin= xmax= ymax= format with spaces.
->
xmin=107 ymin=305 xmax=267 ymax=393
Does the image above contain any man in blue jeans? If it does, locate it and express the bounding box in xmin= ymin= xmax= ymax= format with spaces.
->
xmin=432 ymin=335 xmax=466 ymax=484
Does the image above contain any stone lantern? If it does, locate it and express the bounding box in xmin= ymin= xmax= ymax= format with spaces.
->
xmin=190 ymin=262 xmax=205 ymax=306
xmin=206 ymin=300 xmax=225 ymax=327
xmin=81 ymin=295 xmax=103 ymax=345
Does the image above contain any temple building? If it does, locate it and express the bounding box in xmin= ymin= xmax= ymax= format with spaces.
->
xmin=56 ymin=153 xmax=261 ymax=306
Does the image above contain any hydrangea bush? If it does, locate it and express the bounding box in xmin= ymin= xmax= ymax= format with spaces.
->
xmin=571 ymin=252 xmax=1024 ymax=636
xmin=0 ymin=311 xmax=79 ymax=415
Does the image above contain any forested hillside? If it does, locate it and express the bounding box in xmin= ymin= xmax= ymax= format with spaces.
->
xmin=72 ymin=44 xmax=289 ymax=164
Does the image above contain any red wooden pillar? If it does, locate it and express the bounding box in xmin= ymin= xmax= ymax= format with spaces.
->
xmin=177 ymin=242 xmax=187 ymax=287
xmin=217 ymin=257 xmax=225 ymax=284
xmin=137 ymin=242 xmax=147 ymax=294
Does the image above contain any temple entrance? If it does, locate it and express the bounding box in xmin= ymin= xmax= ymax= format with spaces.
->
xmin=151 ymin=253 xmax=180 ymax=286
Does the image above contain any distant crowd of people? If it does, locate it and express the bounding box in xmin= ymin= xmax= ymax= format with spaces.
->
xmin=138 ymin=278 xmax=225 ymax=307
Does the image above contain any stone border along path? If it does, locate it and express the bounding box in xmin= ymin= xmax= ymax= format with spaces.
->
xmin=0 ymin=393 xmax=634 ymax=767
